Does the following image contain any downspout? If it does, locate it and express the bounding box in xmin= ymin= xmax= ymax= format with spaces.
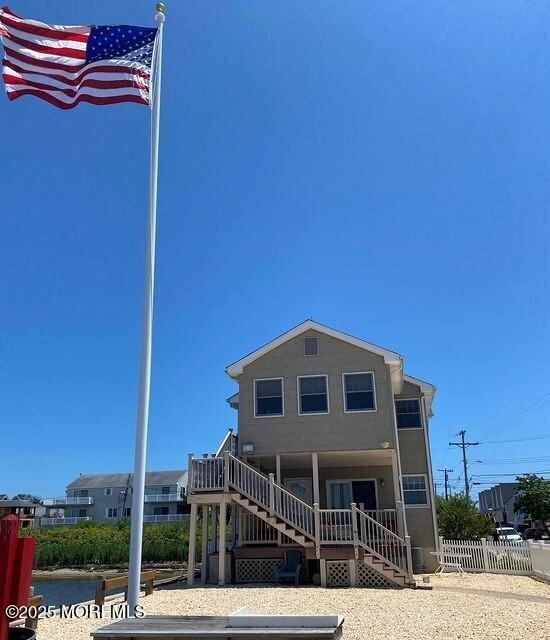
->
xmin=389 ymin=359 xmax=408 ymax=537
xmin=421 ymin=394 xmax=440 ymax=551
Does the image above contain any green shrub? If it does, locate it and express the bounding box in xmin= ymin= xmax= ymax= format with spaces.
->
xmin=29 ymin=520 xmax=191 ymax=568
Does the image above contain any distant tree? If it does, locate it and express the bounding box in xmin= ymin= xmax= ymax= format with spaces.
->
xmin=436 ymin=493 xmax=493 ymax=540
xmin=12 ymin=494 xmax=42 ymax=503
xmin=514 ymin=474 xmax=550 ymax=523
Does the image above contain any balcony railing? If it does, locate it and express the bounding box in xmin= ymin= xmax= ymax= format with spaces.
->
xmin=40 ymin=517 xmax=92 ymax=526
xmin=143 ymin=514 xmax=189 ymax=523
xmin=42 ymin=496 xmax=94 ymax=506
xmin=144 ymin=493 xmax=182 ymax=503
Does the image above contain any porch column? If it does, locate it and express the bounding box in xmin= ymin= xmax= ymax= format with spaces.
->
xmin=200 ymin=505 xmax=209 ymax=584
xmin=218 ymin=498 xmax=227 ymax=585
xmin=275 ymin=455 xmax=282 ymax=546
xmin=320 ymin=559 xmax=327 ymax=587
xmin=187 ymin=502 xmax=198 ymax=585
xmin=210 ymin=504 xmax=218 ymax=553
xmin=312 ymin=452 xmax=320 ymax=506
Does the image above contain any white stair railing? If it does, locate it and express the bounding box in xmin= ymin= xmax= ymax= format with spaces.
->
xmin=226 ymin=453 xmax=315 ymax=539
xmin=352 ymin=503 xmax=408 ymax=576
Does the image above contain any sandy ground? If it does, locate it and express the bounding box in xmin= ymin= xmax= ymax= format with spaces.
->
xmin=38 ymin=573 xmax=549 ymax=640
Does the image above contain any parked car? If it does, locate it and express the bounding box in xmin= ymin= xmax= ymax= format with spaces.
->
xmin=494 ymin=526 xmax=522 ymax=542
xmin=522 ymin=525 xmax=550 ymax=541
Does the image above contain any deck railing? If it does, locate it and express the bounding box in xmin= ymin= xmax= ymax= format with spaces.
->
xmin=42 ymin=497 xmax=94 ymax=506
xmin=39 ymin=516 xmax=91 ymax=526
xmin=144 ymin=493 xmax=182 ymax=502
xmin=319 ymin=509 xmax=354 ymax=543
xmin=353 ymin=504 xmax=408 ymax=576
xmin=189 ymin=457 xmax=225 ymax=491
xmin=143 ymin=514 xmax=189 ymax=523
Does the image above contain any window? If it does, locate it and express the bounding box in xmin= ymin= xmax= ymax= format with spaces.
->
xmin=304 ymin=336 xmax=318 ymax=356
xmin=161 ymin=486 xmax=170 ymax=495
xmin=254 ymin=378 xmax=284 ymax=417
xmin=343 ymin=372 xmax=375 ymax=412
xmin=395 ymin=399 xmax=422 ymax=428
xmin=104 ymin=488 xmax=112 ymax=496
xmin=73 ymin=489 xmax=89 ymax=498
xmin=124 ymin=507 xmax=131 ymax=517
xmin=105 ymin=507 xmax=118 ymax=518
xmin=298 ymin=375 xmax=329 ymax=414
xmin=402 ymin=475 xmax=428 ymax=506
xmin=154 ymin=506 xmax=169 ymax=516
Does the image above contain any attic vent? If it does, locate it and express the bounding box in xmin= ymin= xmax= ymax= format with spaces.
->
xmin=304 ymin=336 xmax=318 ymax=356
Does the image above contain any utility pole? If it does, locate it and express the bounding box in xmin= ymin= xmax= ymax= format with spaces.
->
xmin=438 ymin=468 xmax=454 ymax=500
xmin=449 ymin=430 xmax=479 ymax=502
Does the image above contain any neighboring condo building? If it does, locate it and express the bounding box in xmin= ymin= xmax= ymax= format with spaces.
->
xmin=41 ymin=470 xmax=188 ymax=525
xmin=478 ymin=483 xmax=526 ymax=526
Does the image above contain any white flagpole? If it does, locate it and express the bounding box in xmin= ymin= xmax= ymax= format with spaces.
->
xmin=127 ymin=3 xmax=165 ymax=615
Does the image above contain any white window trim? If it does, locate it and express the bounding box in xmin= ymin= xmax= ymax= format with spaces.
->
xmin=402 ymin=473 xmax=430 ymax=508
xmin=104 ymin=488 xmax=112 ymax=496
xmin=297 ymin=374 xmax=330 ymax=416
xmin=253 ymin=377 xmax=284 ymax=418
xmin=326 ymin=478 xmax=379 ymax=509
xmin=395 ymin=397 xmax=423 ymax=430
xmin=341 ymin=371 xmax=377 ymax=413
xmin=304 ymin=336 xmax=319 ymax=357
xmin=105 ymin=507 xmax=118 ymax=518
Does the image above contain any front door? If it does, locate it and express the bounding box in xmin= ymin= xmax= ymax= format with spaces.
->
xmin=285 ymin=478 xmax=313 ymax=505
xmin=352 ymin=480 xmax=377 ymax=510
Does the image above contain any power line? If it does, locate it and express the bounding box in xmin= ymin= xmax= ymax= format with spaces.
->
xmin=479 ymin=392 xmax=550 ymax=439
xmin=481 ymin=434 xmax=550 ymax=445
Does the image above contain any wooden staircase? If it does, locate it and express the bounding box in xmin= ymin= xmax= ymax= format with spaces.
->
xmin=232 ymin=495 xmax=314 ymax=548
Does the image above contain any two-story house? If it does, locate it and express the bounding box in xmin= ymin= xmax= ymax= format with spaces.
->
xmin=186 ymin=320 xmax=438 ymax=588
xmin=42 ymin=470 xmax=188 ymax=525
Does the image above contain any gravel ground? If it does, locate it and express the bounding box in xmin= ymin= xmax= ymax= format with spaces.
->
xmin=38 ymin=573 xmax=549 ymax=640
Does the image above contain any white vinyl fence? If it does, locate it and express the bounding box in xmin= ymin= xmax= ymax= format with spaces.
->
xmin=529 ymin=541 xmax=550 ymax=582
xmin=440 ymin=538 xmax=533 ymax=575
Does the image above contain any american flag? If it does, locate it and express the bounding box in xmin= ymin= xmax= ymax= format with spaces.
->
xmin=0 ymin=6 xmax=158 ymax=109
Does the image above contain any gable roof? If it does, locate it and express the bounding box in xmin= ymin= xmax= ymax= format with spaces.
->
xmin=67 ymin=470 xmax=186 ymax=490
xmin=226 ymin=320 xmax=403 ymax=388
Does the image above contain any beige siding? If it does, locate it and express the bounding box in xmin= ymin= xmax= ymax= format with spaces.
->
xmin=237 ymin=330 xmax=396 ymax=455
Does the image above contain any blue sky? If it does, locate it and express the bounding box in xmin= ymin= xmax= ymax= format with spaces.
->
xmin=1 ymin=1 xmax=549 ymax=500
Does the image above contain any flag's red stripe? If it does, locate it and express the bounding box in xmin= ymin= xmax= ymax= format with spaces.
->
xmin=0 ymin=12 xmax=88 ymax=42
xmin=4 ymin=31 xmax=87 ymax=59
xmin=6 ymin=87 xmax=148 ymax=109
xmin=3 ymin=58 xmax=149 ymax=86
xmin=3 ymin=73 xmax=147 ymax=96
xmin=5 ymin=45 xmax=89 ymax=71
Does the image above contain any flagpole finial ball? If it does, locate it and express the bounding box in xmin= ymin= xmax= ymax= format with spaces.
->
xmin=156 ymin=3 xmax=165 ymax=13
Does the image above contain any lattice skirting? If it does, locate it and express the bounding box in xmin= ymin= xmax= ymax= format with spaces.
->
xmin=357 ymin=562 xmax=396 ymax=588
xmin=326 ymin=560 xmax=397 ymax=588
xmin=326 ymin=561 xmax=350 ymax=587
xmin=235 ymin=559 xmax=282 ymax=583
